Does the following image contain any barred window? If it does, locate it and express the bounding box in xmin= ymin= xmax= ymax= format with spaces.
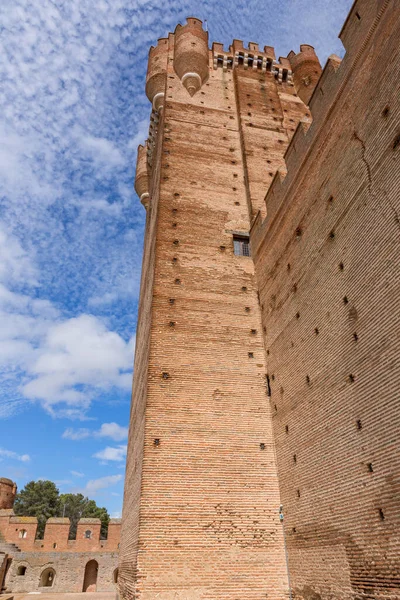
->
xmin=233 ymin=235 xmax=251 ymax=257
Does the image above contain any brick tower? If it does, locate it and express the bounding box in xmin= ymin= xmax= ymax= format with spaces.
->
xmin=119 ymin=18 xmax=317 ymax=600
xmin=0 ymin=479 xmax=16 ymax=511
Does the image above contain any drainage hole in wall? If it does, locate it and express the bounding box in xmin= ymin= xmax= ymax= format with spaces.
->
xmin=315 ymin=327 xmax=319 ymax=335
xmin=260 ymin=443 xmax=265 ymax=450
xmin=367 ymin=463 xmax=374 ymax=472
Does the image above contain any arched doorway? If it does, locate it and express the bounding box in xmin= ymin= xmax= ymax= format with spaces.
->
xmin=40 ymin=567 xmax=56 ymax=587
xmin=82 ymin=560 xmax=98 ymax=592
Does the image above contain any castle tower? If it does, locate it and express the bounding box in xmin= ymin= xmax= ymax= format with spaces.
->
xmin=173 ymin=18 xmax=209 ymax=96
xmin=0 ymin=478 xmax=17 ymax=510
xmin=119 ymin=19 xmax=314 ymax=600
xmin=287 ymin=45 xmax=322 ymax=104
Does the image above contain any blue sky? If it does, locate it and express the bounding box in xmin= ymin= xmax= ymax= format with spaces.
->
xmin=0 ymin=0 xmax=353 ymax=518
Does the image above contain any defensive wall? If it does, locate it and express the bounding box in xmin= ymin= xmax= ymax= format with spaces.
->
xmin=251 ymin=0 xmax=400 ymax=597
xmin=0 ymin=482 xmax=121 ymax=594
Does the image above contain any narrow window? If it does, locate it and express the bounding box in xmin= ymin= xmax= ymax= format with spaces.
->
xmin=85 ymin=530 xmax=92 ymax=539
xmin=17 ymin=566 xmax=27 ymax=576
xmin=233 ymin=235 xmax=251 ymax=257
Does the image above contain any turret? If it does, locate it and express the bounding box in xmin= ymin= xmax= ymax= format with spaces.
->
xmin=0 ymin=478 xmax=17 ymax=510
xmin=287 ymin=45 xmax=322 ymax=105
xmin=173 ymin=18 xmax=209 ymax=96
xmin=146 ymin=38 xmax=168 ymax=111
xmin=134 ymin=144 xmax=150 ymax=209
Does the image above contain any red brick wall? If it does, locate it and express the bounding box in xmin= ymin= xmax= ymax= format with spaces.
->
xmin=0 ymin=512 xmax=120 ymax=553
xmin=119 ymin=22 xmax=312 ymax=600
xmin=251 ymin=1 xmax=400 ymax=598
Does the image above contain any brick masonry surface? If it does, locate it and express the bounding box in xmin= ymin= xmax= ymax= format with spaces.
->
xmin=121 ymin=0 xmax=400 ymax=599
xmin=251 ymin=0 xmax=400 ymax=598
xmin=120 ymin=13 xmax=315 ymax=600
xmin=4 ymin=551 xmax=118 ymax=594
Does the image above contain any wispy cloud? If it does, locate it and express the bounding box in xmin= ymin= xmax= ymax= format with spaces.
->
xmin=0 ymin=448 xmax=30 ymax=463
xmin=63 ymin=422 xmax=128 ymax=441
xmin=70 ymin=470 xmax=85 ymax=478
xmin=83 ymin=474 xmax=123 ymax=495
xmin=93 ymin=445 xmax=127 ymax=462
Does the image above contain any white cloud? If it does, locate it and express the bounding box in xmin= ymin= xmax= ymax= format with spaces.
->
xmin=19 ymin=314 xmax=134 ymax=417
xmin=83 ymin=474 xmax=122 ymax=495
xmin=0 ymin=448 xmax=30 ymax=463
xmin=63 ymin=422 xmax=128 ymax=441
xmin=96 ymin=422 xmax=128 ymax=441
xmin=93 ymin=445 xmax=127 ymax=462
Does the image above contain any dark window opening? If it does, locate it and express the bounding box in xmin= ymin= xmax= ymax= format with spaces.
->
xmin=85 ymin=530 xmax=92 ymax=539
xmin=17 ymin=566 xmax=27 ymax=576
xmin=233 ymin=235 xmax=251 ymax=257
xmin=238 ymin=53 xmax=244 ymax=65
xmin=217 ymin=56 xmax=224 ymax=67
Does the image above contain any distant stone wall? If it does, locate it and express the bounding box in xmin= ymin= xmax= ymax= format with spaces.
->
xmin=4 ymin=551 xmax=118 ymax=594
xmin=0 ymin=510 xmax=121 ymax=552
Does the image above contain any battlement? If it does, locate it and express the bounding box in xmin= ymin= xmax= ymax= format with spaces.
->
xmin=251 ymin=0 xmax=393 ymax=257
xmin=0 ymin=509 xmax=121 ymax=552
xmin=211 ymin=39 xmax=294 ymax=83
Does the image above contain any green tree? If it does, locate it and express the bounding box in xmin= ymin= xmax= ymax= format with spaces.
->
xmin=14 ymin=481 xmax=110 ymax=540
xmin=14 ymin=480 xmax=61 ymax=539
xmin=59 ymin=493 xmax=109 ymax=539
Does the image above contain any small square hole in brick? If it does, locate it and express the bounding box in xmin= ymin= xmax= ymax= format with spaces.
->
xmin=260 ymin=443 xmax=265 ymax=450
xmin=248 ymin=352 xmax=254 ymax=358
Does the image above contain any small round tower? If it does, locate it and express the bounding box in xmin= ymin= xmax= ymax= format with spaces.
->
xmin=135 ymin=144 xmax=150 ymax=209
xmin=146 ymin=38 xmax=168 ymax=112
xmin=287 ymin=45 xmax=322 ymax=105
xmin=173 ymin=17 xmax=209 ymax=96
xmin=0 ymin=478 xmax=17 ymax=510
